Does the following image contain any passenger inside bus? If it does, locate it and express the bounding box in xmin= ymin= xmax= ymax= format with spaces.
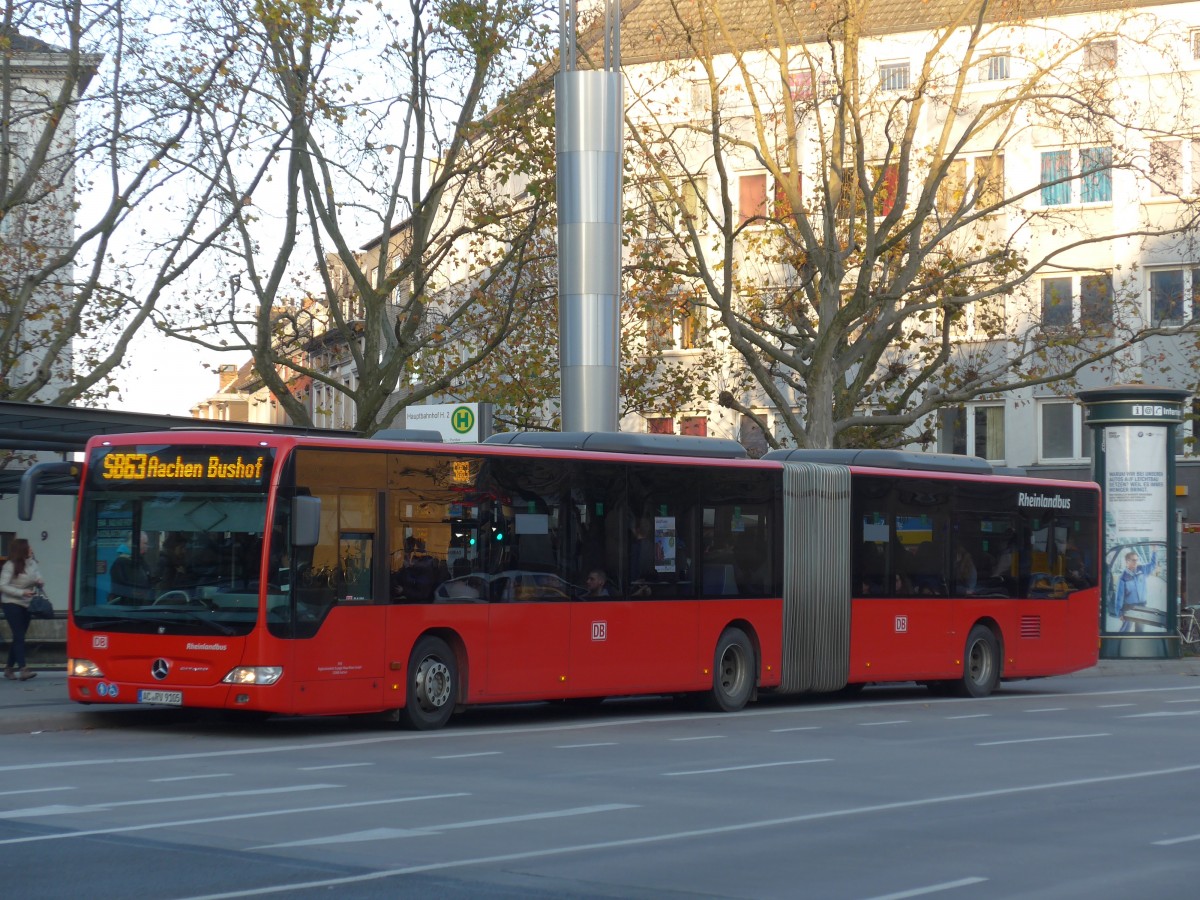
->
xmin=156 ymin=533 xmax=192 ymax=592
xmin=109 ymin=533 xmax=154 ymax=603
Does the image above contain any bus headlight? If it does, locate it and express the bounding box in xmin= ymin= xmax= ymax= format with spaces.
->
xmin=222 ymin=666 xmax=283 ymax=685
xmin=70 ymin=659 xmax=104 ymax=678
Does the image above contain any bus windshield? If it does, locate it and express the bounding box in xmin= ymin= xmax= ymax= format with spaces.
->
xmin=73 ymin=444 xmax=279 ymax=637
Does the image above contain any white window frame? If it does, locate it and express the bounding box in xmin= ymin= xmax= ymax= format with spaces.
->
xmin=689 ymin=80 xmax=711 ymax=122
xmin=879 ymin=61 xmax=910 ymax=92
xmin=1148 ymin=139 xmax=1200 ymax=199
xmin=650 ymin=176 xmax=708 ymax=235
xmin=1037 ymin=400 xmax=1090 ymax=462
xmin=982 ymin=51 xmax=1010 ymax=82
xmin=1039 ymin=272 xmax=1114 ymax=331
xmin=1146 ymin=265 xmax=1200 ymax=326
xmin=937 ymin=403 xmax=1007 ymax=462
xmin=1083 ymin=38 xmax=1117 ymax=71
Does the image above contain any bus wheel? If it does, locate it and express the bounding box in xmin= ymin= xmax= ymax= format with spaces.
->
xmin=959 ymin=625 xmax=1000 ymax=698
xmin=402 ymin=636 xmax=458 ymax=730
xmin=707 ymin=627 xmax=755 ymax=712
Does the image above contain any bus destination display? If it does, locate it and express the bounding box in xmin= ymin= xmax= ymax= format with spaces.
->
xmin=92 ymin=446 xmax=273 ymax=487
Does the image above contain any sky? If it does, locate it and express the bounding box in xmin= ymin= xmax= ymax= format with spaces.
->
xmin=107 ymin=331 xmax=227 ymax=417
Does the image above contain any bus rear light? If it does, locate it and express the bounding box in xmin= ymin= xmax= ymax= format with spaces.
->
xmin=222 ymin=666 xmax=283 ymax=685
xmin=70 ymin=659 xmax=104 ymax=678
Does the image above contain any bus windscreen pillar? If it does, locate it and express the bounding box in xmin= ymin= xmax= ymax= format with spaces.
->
xmin=1079 ymin=386 xmax=1191 ymax=660
xmin=556 ymin=0 xmax=622 ymax=433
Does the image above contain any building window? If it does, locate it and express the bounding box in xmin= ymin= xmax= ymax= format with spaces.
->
xmin=739 ymin=172 xmax=767 ymax=226
xmin=1080 ymin=273 xmax=1114 ymax=329
xmin=1150 ymin=140 xmax=1181 ymax=197
xmin=1149 ymin=267 xmax=1200 ymax=325
xmin=975 ymin=154 xmax=1005 ymax=207
xmin=879 ymin=61 xmax=910 ymax=92
xmin=681 ymin=177 xmax=707 ymax=231
xmin=1041 ymin=277 xmax=1073 ymax=329
xmin=937 ymin=155 xmax=1005 ymax=214
xmin=938 ymin=404 xmax=1005 ymax=461
xmin=1039 ymin=401 xmax=1090 ymax=461
xmin=650 ymin=177 xmax=708 ymax=234
xmin=1084 ymin=39 xmax=1117 ymax=70
xmin=870 ymin=164 xmax=899 ymax=215
xmin=678 ymin=300 xmax=707 ymax=349
xmin=1040 ymin=151 xmax=1071 ymax=206
xmin=1191 ymin=29 xmax=1200 ymax=60
xmin=787 ymin=70 xmax=814 ymax=102
xmin=690 ymin=81 xmax=711 ymax=121
xmin=647 ymin=417 xmax=674 ymax=434
xmin=681 ymin=416 xmax=708 ymax=436
xmin=1146 ymin=139 xmax=1200 ymax=198
xmin=983 ymin=53 xmax=1010 ymax=81
xmin=1080 ymin=147 xmax=1113 ymax=202
xmin=1041 ymin=273 xmax=1113 ymax=330
xmin=773 ymin=170 xmax=800 ymax=218
xmin=1179 ymin=399 xmax=1200 ymax=457
xmin=1041 ymin=147 xmax=1111 ymax=206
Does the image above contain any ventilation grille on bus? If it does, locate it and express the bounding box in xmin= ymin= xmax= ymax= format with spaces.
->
xmin=1020 ymin=615 xmax=1042 ymax=639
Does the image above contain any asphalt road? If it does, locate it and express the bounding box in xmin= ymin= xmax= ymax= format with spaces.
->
xmin=2 ymin=667 xmax=1200 ymax=899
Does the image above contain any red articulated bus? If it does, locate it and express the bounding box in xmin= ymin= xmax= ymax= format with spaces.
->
xmin=19 ymin=430 xmax=1099 ymax=728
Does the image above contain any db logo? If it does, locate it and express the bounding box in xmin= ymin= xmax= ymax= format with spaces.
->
xmin=93 ymin=635 xmax=109 ymax=649
xmin=894 ymin=616 xmax=908 ymax=633
xmin=592 ymin=621 xmax=607 ymax=641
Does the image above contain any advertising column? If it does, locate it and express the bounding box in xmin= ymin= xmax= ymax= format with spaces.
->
xmin=1078 ymin=386 xmax=1189 ymax=660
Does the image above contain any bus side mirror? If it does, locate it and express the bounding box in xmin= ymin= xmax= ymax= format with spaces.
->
xmin=291 ymin=495 xmax=322 ymax=547
xmin=18 ymin=461 xmax=81 ymax=521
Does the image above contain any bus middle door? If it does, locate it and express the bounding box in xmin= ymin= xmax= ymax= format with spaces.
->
xmin=484 ymin=572 xmax=571 ymax=700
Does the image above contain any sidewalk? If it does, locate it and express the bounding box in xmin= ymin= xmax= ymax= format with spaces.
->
xmin=1 ymin=657 xmax=1199 ymax=736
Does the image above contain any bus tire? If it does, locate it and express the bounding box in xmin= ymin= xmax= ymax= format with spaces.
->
xmin=402 ymin=636 xmax=458 ymax=730
xmin=959 ymin=625 xmax=1000 ymax=698
xmin=707 ymin=627 xmax=755 ymax=712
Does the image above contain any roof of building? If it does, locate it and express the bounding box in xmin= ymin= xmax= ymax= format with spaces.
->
xmin=610 ymin=0 xmax=1198 ymax=65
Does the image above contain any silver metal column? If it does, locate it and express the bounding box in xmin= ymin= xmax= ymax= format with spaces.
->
xmin=557 ymin=0 xmax=622 ymax=432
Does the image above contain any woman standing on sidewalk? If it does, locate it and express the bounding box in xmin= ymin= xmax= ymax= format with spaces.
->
xmin=1 ymin=538 xmax=42 ymax=681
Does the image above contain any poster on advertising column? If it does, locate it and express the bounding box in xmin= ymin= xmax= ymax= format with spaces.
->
xmin=1104 ymin=427 xmax=1168 ymax=634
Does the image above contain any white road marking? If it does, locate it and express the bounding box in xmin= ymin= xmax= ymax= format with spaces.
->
xmin=0 ymin=793 xmax=470 ymax=845
xmin=174 ymin=762 xmax=1200 ymax=899
xmin=976 ymin=733 xmax=1110 ymax=747
xmin=1024 ymin=708 xmax=1066 ymax=713
xmin=864 ymin=876 xmax=988 ymax=899
xmin=670 ymin=735 xmax=723 ymax=742
xmin=1121 ymin=710 xmax=1200 ymax=718
xmin=860 ymin=720 xmax=910 ymax=726
xmin=664 ymin=759 xmax=832 ymax=776
xmin=771 ymin=725 xmax=821 ymax=732
xmin=1165 ymin=698 xmax=1200 ymax=704
xmin=298 ymin=763 xmax=373 ymax=771
xmin=945 ymin=714 xmax=989 ymax=720
xmin=253 ymin=803 xmax=639 ymax=849
xmin=1097 ymin=703 xmax=1135 ymax=708
xmin=0 ymin=786 xmax=73 ymax=797
xmin=0 ymin=784 xmax=340 ymax=819
xmin=433 ymin=752 xmax=502 ymax=759
xmin=556 ymin=742 xmax=618 ymax=749
xmin=152 ymin=774 xmax=234 ymax=782
xmin=1153 ymin=832 xmax=1200 ymax=846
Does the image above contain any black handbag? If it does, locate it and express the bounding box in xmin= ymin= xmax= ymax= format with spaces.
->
xmin=28 ymin=586 xmax=54 ymax=619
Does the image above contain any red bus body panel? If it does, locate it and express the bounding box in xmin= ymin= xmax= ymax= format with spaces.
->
xmin=848 ymin=588 xmax=1099 ymax=683
xmin=69 ymin=597 xmax=784 ymax=713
